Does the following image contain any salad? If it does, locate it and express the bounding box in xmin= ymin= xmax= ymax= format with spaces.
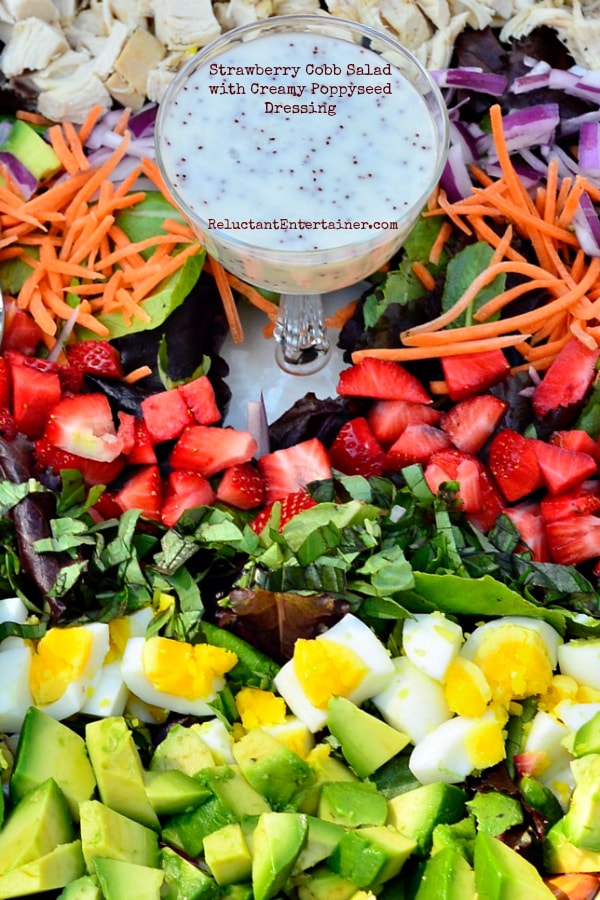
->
xmin=1 ymin=15 xmax=600 ymax=900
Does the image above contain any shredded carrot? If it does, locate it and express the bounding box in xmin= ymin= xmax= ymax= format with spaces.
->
xmin=123 ymin=365 xmax=153 ymax=384
xmin=210 ymin=258 xmax=244 ymax=344
xmin=77 ymin=105 xmax=105 ymax=145
xmin=411 ymin=260 xmax=436 ymax=291
xmin=326 ymin=299 xmax=358 ymax=329
xmin=16 ymin=110 xmax=52 ymax=126
xmin=48 ymin=125 xmax=80 ymax=176
xmin=217 ymin=268 xmax=279 ymax=321
xmin=428 ymin=219 xmax=453 ymax=265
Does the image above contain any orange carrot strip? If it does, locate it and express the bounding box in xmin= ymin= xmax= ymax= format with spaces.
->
xmin=326 ymin=299 xmax=358 ymax=329
xmin=411 ymin=260 xmax=436 ymax=291
xmin=29 ymin=287 xmax=57 ymax=335
xmin=140 ymin=156 xmax=171 ymax=200
xmin=68 ymin=215 xmax=115 ymax=266
xmin=489 ymin=103 xmax=536 ymax=212
xmin=123 ymin=366 xmax=153 ymax=384
xmin=162 ymin=218 xmax=197 ymax=241
xmin=570 ymin=318 xmax=597 ymax=349
xmin=64 ymin=121 xmax=90 ymax=171
xmin=428 ymin=219 xmax=453 ymax=265
xmin=114 ymin=108 xmax=132 ymax=135
xmin=77 ymin=105 xmax=105 ymax=145
xmin=16 ymin=110 xmax=51 ymax=126
xmin=544 ymin=156 xmax=560 ymax=223
xmin=469 ymin=162 xmax=495 ymax=187
xmin=471 ymin=187 xmax=579 ymax=245
xmin=473 ymin=277 xmax=561 ymax=323
xmin=48 ymin=125 xmax=80 ymax=175
xmin=94 ymin=233 xmax=184 ymax=270
xmin=131 ymin=244 xmax=200 ymax=302
xmin=351 ymin=333 xmax=530 ymax=363
xmin=224 ymin=271 xmax=280 ymax=320
xmin=211 ymin=258 xmax=244 ymax=344
xmin=557 ymin=174 xmax=587 ymax=228
xmin=114 ymin=288 xmax=152 ymax=324
xmin=66 ymin=131 xmax=132 ymax=218
xmin=467 ymin=217 xmax=527 ymax=263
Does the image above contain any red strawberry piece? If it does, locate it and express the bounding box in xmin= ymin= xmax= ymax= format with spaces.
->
xmin=10 ymin=362 xmax=61 ymax=439
xmin=44 ymin=393 xmax=124 ymax=462
xmin=540 ymin=483 xmax=600 ymax=522
xmin=250 ymin=490 xmax=317 ymax=534
xmin=34 ymin=437 xmax=125 ymax=486
xmin=440 ymin=394 xmax=508 ymax=454
xmin=89 ymin=491 xmax=123 ymax=521
xmin=487 ymin=430 xmax=545 ymax=502
xmin=465 ymin=465 xmax=505 ymax=533
xmin=1 ymin=309 xmax=43 ymax=355
xmin=0 ymin=407 xmax=16 ymax=440
xmin=384 ymin=424 xmax=452 ymax=471
xmin=178 ymin=375 xmax=221 ymax=425
xmin=258 ymin=437 xmax=332 ymax=503
xmin=545 ymin=514 xmax=600 ymax=565
xmin=329 ymin=417 xmax=385 ymax=477
xmin=530 ymin=439 xmax=597 ymax=496
xmin=503 ymin=501 xmax=550 ymax=562
xmin=441 ymin=349 xmax=510 ymax=401
xmin=550 ymin=429 xmax=600 ymax=464
xmin=161 ymin=470 xmax=216 ymax=527
xmin=141 ymin=388 xmax=193 ymax=443
xmin=66 ymin=340 xmax=124 ymax=380
xmin=532 ymin=337 xmax=600 ymax=420
xmin=216 ymin=463 xmax=265 ymax=510
xmin=115 ymin=465 xmax=162 ymax=521
xmin=116 ymin=412 xmax=136 ymax=457
xmin=337 ymin=357 xmax=431 ymax=403
xmin=0 ymin=359 xmax=10 ymax=408
xmin=127 ymin=417 xmax=158 ymax=465
xmin=171 ymin=425 xmax=257 ymax=478
xmin=424 ymin=448 xmax=487 ymax=513
xmin=367 ymin=399 xmax=441 ymax=446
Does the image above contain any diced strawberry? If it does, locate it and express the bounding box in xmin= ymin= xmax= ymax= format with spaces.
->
xmin=439 ymin=394 xmax=508 ymax=454
xmin=178 ymin=375 xmax=221 ymax=425
xmin=384 ymin=424 xmax=452 ymax=470
xmin=424 ymin=448 xmax=486 ymax=513
xmin=6 ymin=351 xmax=83 ymax=395
xmin=367 ymin=400 xmax=441 ymax=446
xmin=258 ymin=437 xmax=332 ymax=503
xmin=0 ymin=407 xmax=16 ymax=440
xmin=10 ymin=363 xmax=61 ymax=438
xmin=0 ymin=359 xmax=10 ymax=408
xmin=89 ymin=491 xmax=123 ymax=521
xmin=141 ymin=389 xmax=193 ymax=443
xmin=171 ymin=425 xmax=258 ymax=478
xmin=540 ymin=483 xmax=600 ymax=522
xmin=116 ymin=412 xmax=136 ymax=456
xmin=1 ymin=309 xmax=43 ymax=356
xmin=550 ymin=429 xmax=600 ymax=464
xmin=329 ymin=417 xmax=385 ymax=477
xmin=66 ymin=340 xmax=124 ymax=380
xmin=532 ymin=338 xmax=600 ymax=420
xmin=503 ymin=501 xmax=550 ymax=562
xmin=441 ymin=349 xmax=510 ymax=401
xmin=127 ymin=418 xmax=158 ymax=465
xmin=44 ymin=393 xmax=125 ymax=462
xmin=465 ymin=465 xmax=505 ymax=533
xmin=115 ymin=465 xmax=162 ymax=521
xmin=545 ymin=514 xmax=600 ymax=565
xmin=337 ymin=357 xmax=431 ymax=403
xmin=487 ymin=430 xmax=545 ymax=502
xmin=34 ymin=437 xmax=125 ymax=486
xmin=161 ymin=470 xmax=216 ymax=527
xmin=530 ymin=439 xmax=598 ymax=496
xmin=250 ymin=490 xmax=317 ymax=534
xmin=216 ymin=463 xmax=265 ymax=510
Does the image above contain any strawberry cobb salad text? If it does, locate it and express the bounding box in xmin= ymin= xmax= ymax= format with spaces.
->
xmin=2 ymin=15 xmax=600 ymax=900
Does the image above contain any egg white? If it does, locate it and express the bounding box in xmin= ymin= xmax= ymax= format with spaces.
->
xmin=461 ymin=617 xmax=562 ymax=667
xmin=401 ymin=612 xmax=463 ymax=682
xmin=0 ymin=643 xmax=34 ymax=733
xmin=0 ymin=597 xmax=29 ymax=651
xmin=408 ymin=709 xmax=504 ymax=785
xmin=556 ymin=702 xmax=600 ymax=732
xmin=191 ymin=718 xmax=235 ymax=764
xmin=558 ymin=639 xmax=600 ymax=690
xmin=371 ymin=656 xmax=453 ymax=745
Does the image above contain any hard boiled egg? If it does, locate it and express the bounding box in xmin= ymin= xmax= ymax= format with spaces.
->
xmin=121 ymin=635 xmax=238 ymax=716
xmin=29 ymin=623 xmax=110 ymax=721
xmin=461 ymin=617 xmax=562 ymax=667
xmin=558 ymin=639 xmax=600 ymax=691
xmin=0 ymin=644 xmax=34 ymax=732
xmin=273 ymin=613 xmax=395 ymax=732
xmin=191 ymin=718 xmax=235 ymax=764
xmin=0 ymin=596 xmax=29 ymax=650
xmin=372 ymin=656 xmax=453 ymax=745
xmin=401 ymin=612 xmax=464 ymax=682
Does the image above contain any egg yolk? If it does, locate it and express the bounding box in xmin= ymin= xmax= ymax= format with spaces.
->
xmin=464 ymin=719 xmax=506 ymax=771
xmin=471 ymin=626 xmax=553 ymax=707
xmin=293 ymin=637 xmax=368 ymax=709
xmin=444 ymin=657 xmax=492 ymax=718
xmin=106 ymin=616 xmax=132 ymax=664
xmin=142 ymin=637 xmax=238 ymax=699
xmin=538 ymin=674 xmax=580 ymax=713
xmin=30 ymin=627 xmax=93 ymax=705
xmin=235 ymin=687 xmax=286 ymax=730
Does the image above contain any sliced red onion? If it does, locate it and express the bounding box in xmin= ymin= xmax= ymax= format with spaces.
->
xmin=518 ymin=148 xmax=549 ymax=176
xmin=0 ymin=150 xmax=38 ymax=199
xmin=480 ymin=104 xmax=560 ymax=155
xmin=433 ymin=67 xmax=508 ymax=96
xmin=579 ymin=121 xmax=600 ymax=179
xmin=449 ymin=119 xmax=477 ymax=163
xmin=440 ymin=141 xmax=474 ymax=201
xmin=572 ymin=192 xmax=600 ymax=257
xmin=540 ymin=143 xmax=580 ymax=178
xmin=128 ymin=104 xmax=158 ymax=139
xmin=510 ymin=70 xmax=552 ymax=94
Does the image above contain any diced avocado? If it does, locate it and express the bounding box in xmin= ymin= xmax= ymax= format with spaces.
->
xmin=328 ymin=825 xmax=416 ymax=889
xmin=299 ymin=746 xmax=357 ymax=814
xmin=79 ymin=800 xmax=159 ymax=874
xmin=203 ymin=822 xmax=252 ymax=886
xmin=85 ymin=717 xmax=159 ymax=830
xmin=572 ymin=711 xmax=600 ymax=757
xmin=251 ymin=811 xmax=308 ymax=900
xmin=413 ymin=846 xmax=476 ymax=899
xmin=319 ymin=781 xmax=388 ymax=828
xmin=0 ymin=119 xmax=61 ymax=181
xmin=0 ymin=778 xmax=74 ymax=875
xmin=473 ymin=831 xmax=554 ymax=899
xmin=143 ymin=768 xmax=212 ymax=817
xmin=0 ymin=840 xmax=85 ymax=899
xmin=544 ymin=818 xmax=600 ymax=873
xmin=518 ymin=777 xmax=563 ymax=830
xmin=219 ymin=886 xmax=254 ymax=900
xmin=196 ymin=765 xmax=271 ymax=817
xmin=150 ymin=724 xmax=214 ymax=776
xmin=94 ymin=857 xmax=163 ymax=900
xmin=326 ymin=696 xmax=410 ymax=778
xmin=11 ymin=707 xmax=96 ymax=822
xmin=232 ymin=728 xmax=314 ymax=810
xmin=57 ymin=874 xmax=102 ymax=899
xmin=370 ymin=753 xmax=421 ymax=801
xmin=160 ymin=846 xmax=220 ymax=899
xmin=561 ymin=754 xmax=600 ymax=849
xmin=161 ymin=795 xmax=236 ymax=858
xmin=387 ymin=783 xmax=467 ymax=856
xmin=293 ymin=816 xmax=345 ymax=873
xmin=431 ymin=816 xmax=476 ymax=863
xmin=296 ymin=864 xmax=359 ymax=900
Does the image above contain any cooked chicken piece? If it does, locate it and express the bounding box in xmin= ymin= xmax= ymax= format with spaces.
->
xmin=421 ymin=9 xmax=469 ymax=68
xmin=214 ymin=0 xmax=273 ymax=31
xmin=151 ymin=0 xmax=220 ymax=49
xmin=32 ymin=54 xmax=112 ymax=122
xmin=416 ymin=0 xmax=451 ymax=29
xmin=0 ymin=16 xmax=68 ymax=76
xmin=113 ymin=26 xmax=165 ymax=95
xmin=65 ymin=5 xmax=109 ymax=51
xmin=325 ymin=0 xmax=433 ymax=50
xmin=145 ymin=49 xmax=189 ymax=102
xmin=4 ymin=0 xmax=57 ymax=22
xmin=271 ymin=0 xmax=320 ymax=13
xmin=52 ymin=0 xmax=77 ymax=25
xmin=500 ymin=0 xmax=600 ymax=69
xmin=105 ymin=69 xmax=145 ymax=110
xmin=448 ymin=0 xmax=494 ymax=30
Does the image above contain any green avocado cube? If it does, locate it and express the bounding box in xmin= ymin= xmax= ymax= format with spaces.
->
xmin=0 ymin=119 xmax=61 ymax=181
xmin=387 ymin=783 xmax=467 ymax=856
xmin=251 ymin=812 xmax=308 ymax=900
xmin=294 ymin=864 xmax=359 ymax=900
xmin=160 ymin=847 xmax=219 ymax=899
xmin=544 ymin=818 xmax=600 ymax=874
xmin=318 ymin=781 xmax=388 ymax=828
xmin=196 ymin=766 xmax=271 ymax=817
xmin=0 ymin=778 xmax=74 ymax=875
xmin=57 ymin=875 xmax=102 ymax=899
xmin=413 ymin=846 xmax=476 ymax=899
xmin=0 ymin=840 xmax=85 ymax=899
xmin=561 ymin=754 xmax=600 ymax=850
xmin=327 ymin=825 xmax=416 ymax=889
xmin=473 ymin=831 xmax=554 ymax=899
xmin=143 ymin=769 xmax=212 ymax=817
xmin=161 ymin=795 xmax=236 ymax=858
xmin=94 ymin=857 xmax=163 ymax=900
xmin=79 ymin=800 xmax=159 ymax=874
xmin=326 ymin=696 xmax=410 ymax=777
xmin=150 ymin=725 xmax=214 ymax=776
xmin=232 ymin=729 xmax=314 ymax=810
xmin=572 ymin=711 xmax=600 ymax=758
xmin=203 ymin=823 xmax=252 ymax=886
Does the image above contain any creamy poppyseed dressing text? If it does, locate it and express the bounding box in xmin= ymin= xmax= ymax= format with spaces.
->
xmin=159 ymin=31 xmax=439 ymax=257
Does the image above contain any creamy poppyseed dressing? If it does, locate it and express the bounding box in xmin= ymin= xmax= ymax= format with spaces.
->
xmin=158 ymin=30 xmax=442 ymax=291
